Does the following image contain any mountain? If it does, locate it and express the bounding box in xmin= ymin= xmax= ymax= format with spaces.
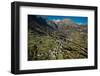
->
xmin=47 ymin=18 xmax=87 ymax=34
xmin=28 ymin=16 xmax=88 ymax=60
xmin=28 ymin=16 xmax=87 ymax=42
xmin=54 ymin=19 xmax=74 ymax=26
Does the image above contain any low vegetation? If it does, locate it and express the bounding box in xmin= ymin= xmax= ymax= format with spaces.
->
xmin=28 ymin=15 xmax=88 ymax=61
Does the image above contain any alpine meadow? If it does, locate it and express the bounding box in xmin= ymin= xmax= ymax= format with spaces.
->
xmin=28 ymin=15 xmax=88 ymax=61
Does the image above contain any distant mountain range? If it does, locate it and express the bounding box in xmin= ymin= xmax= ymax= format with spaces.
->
xmin=47 ymin=18 xmax=87 ymax=33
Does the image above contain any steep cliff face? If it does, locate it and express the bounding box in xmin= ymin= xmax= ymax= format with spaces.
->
xmin=28 ymin=15 xmax=55 ymax=36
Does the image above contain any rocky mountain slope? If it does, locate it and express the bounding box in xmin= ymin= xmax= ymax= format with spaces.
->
xmin=28 ymin=15 xmax=88 ymax=61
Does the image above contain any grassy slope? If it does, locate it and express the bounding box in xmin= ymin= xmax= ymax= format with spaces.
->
xmin=28 ymin=27 xmax=88 ymax=61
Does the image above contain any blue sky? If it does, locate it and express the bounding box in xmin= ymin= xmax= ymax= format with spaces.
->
xmin=41 ymin=15 xmax=88 ymax=25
